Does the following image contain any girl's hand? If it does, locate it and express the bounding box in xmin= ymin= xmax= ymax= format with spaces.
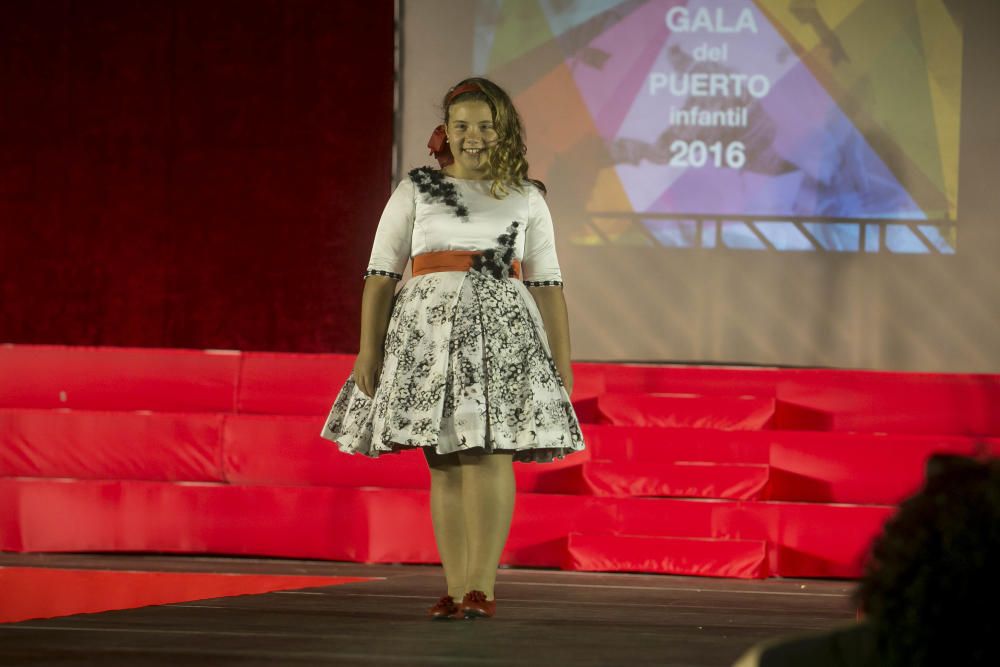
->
xmin=353 ymin=350 xmax=384 ymax=398
xmin=556 ymin=361 xmax=574 ymax=396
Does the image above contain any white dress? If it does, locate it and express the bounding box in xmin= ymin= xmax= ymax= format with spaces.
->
xmin=319 ymin=167 xmax=585 ymax=463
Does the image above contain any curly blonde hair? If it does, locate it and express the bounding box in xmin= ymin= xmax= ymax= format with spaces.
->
xmin=442 ymin=77 xmax=546 ymax=199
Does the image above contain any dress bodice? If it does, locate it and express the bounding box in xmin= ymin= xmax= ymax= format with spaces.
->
xmin=364 ymin=168 xmax=563 ymax=285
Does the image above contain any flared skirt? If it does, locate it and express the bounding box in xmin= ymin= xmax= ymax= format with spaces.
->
xmin=319 ymin=270 xmax=585 ymax=463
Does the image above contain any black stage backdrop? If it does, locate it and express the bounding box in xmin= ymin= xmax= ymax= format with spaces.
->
xmin=0 ymin=0 xmax=394 ymax=353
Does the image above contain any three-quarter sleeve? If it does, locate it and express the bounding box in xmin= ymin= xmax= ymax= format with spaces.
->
xmin=364 ymin=179 xmax=415 ymax=281
xmin=521 ymin=185 xmax=563 ymax=286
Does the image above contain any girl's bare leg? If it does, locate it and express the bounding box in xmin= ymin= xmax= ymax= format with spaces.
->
xmin=458 ymin=451 xmax=516 ymax=600
xmin=423 ymin=448 xmax=468 ymax=599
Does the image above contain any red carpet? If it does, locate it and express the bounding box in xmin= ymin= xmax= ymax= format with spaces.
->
xmin=0 ymin=566 xmax=375 ymax=624
xmin=1 ymin=344 xmax=998 ymax=579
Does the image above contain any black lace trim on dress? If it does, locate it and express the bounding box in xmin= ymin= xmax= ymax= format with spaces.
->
xmin=524 ymin=279 xmax=563 ymax=287
xmin=364 ymin=268 xmax=402 ymax=280
xmin=472 ymin=221 xmax=521 ymax=279
xmin=408 ymin=166 xmax=470 ymax=221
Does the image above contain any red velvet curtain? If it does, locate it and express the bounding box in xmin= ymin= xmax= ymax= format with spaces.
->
xmin=0 ymin=0 xmax=394 ymax=353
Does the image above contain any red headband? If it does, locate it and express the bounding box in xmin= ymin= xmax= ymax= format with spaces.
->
xmin=427 ymin=83 xmax=484 ymax=168
xmin=446 ymin=82 xmax=482 ymax=103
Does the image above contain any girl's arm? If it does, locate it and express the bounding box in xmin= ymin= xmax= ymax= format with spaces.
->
xmin=354 ymin=275 xmax=397 ymax=397
xmin=528 ymin=285 xmax=574 ymax=395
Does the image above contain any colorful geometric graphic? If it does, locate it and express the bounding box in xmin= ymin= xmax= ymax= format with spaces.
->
xmin=473 ymin=0 xmax=962 ymax=253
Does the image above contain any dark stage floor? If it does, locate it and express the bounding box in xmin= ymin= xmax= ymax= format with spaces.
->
xmin=0 ymin=553 xmax=856 ymax=666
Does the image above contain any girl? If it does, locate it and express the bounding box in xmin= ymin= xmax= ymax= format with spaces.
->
xmin=320 ymin=77 xmax=585 ymax=620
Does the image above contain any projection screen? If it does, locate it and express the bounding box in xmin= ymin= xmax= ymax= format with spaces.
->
xmin=398 ymin=0 xmax=1000 ymax=372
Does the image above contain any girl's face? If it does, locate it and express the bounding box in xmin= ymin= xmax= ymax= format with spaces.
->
xmin=444 ymin=100 xmax=498 ymax=179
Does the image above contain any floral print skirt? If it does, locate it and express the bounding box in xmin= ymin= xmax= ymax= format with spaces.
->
xmin=319 ymin=269 xmax=585 ymax=463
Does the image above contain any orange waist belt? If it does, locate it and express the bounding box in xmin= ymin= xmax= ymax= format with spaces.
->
xmin=412 ymin=250 xmax=522 ymax=279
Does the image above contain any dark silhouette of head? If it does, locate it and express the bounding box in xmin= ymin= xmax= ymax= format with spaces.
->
xmin=856 ymin=453 xmax=1000 ymax=666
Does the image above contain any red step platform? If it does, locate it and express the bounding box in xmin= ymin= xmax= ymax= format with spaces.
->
xmin=1 ymin=344 xmax=998 ymax=580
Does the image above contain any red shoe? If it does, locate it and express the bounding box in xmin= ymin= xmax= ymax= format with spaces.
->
xmin=428 ymin=594 xmax=460 ymax=620
xmin=460 ymin=590 xmax=496 ymax=618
